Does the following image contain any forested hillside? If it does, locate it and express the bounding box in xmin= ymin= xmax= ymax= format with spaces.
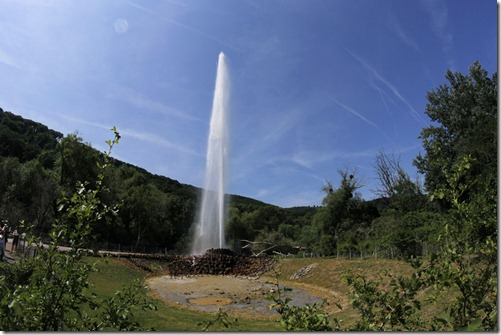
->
xmin=0 ymin=62 xmax=497 ymax=260
xmin=0 ymin=108 xmax=305 ymax=253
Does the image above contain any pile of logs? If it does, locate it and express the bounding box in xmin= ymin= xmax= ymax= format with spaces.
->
xmin=169 ymin=248 xmax=276 ymax=277
xmin=120 ymin=248 xmax=276 ymax=277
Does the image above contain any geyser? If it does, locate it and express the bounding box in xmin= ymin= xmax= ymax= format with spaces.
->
xmin=192 ymin=52 xmax=230 ymax=255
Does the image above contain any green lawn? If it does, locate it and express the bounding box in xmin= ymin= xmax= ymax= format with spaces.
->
xmin=86 ymin=255 xmax=452 ymax=331
xmin=87 ymin=256 xmax=283 ymax=331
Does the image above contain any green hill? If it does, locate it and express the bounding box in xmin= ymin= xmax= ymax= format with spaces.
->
xmin=0 ymin=108 xmax=292 ymax=254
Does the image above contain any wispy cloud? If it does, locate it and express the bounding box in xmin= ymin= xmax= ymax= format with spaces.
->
xmin=366 ymin=73 xmax=396 ymax=112
xmin=326 ymin=95 xmax=393 ymax=143
xmin=281 ymin=164 xmax=326 ymax=183
xmin=260 ymin=110 xmax=300 ymax=145
xmin=419 ymin=0 xmax=454 ymax=68
xmin=111 ymin=86 xmax=200 ymax=122
xmin=0 ymin=21 xmax=36 ymax=72
xmin=233 ymin=107 xmax=303 ymax=167
xmin=291 ymin=146 xmax=380 ymax=171
xmin=128 ymin=2 xmax=242 ymax=52
xmin=291 ymin=150 xmax=332 ymax=169
xmin=0 ymin=48 xmax=26 ymax=70
xmin=365 ymin=73 xmax=399 ymax=137
xmin=327 ymin=95 xmax=379 ymax=129
xmin=252 ymin=186 xmax=280 ymax=199
xmin=56 ymin=113 xmax=110 ymax=131
xmin=56 ymin=113 xmax=199 ymax=156
xmin=0 ymin=0 xmax=55 ymax=6
xmin=388 ymin=14 xmax=421 ymax=53
xmin=420 ymin=0 xmax=452 ymax=52
xmin=249 ymin=175 xmax=324 ymax=207
xmin=120 ymin=128 xmax=200 ymax=156
xmin=345 ymin=48 xmax=427 ymax=125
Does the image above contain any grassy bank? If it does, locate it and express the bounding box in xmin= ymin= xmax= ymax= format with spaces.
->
xmin=263 ymin=257 xmax=453 ymax=327
xmin=87 ymin=256 xmax=452 ymax=331
xmin=87 ymin=256 xmax=282 ymax=331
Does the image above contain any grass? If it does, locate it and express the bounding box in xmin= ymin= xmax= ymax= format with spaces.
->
xmin=260 ymin=257 xmax=414 ymax=325
xmin=263 ymin=256 xmax=454 ymax=327
xmin=86 ymin=256 xmax=282 ymax=331
xmin=86 ymin=255 xmax=454 ymax=331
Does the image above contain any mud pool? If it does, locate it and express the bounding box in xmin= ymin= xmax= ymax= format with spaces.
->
xmin=147 ymin=275 xmax=325 ymax=319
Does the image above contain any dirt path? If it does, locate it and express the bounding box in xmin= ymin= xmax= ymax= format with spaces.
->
xmin=147 ymin=275 xmax=328 ymax=320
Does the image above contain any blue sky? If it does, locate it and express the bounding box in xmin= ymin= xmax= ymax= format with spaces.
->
xmin=0 ymin=0 xmax=497 ymax=207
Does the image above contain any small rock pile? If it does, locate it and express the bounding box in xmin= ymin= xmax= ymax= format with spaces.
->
xmin=123 ymin=248 xmax=275 ymax=277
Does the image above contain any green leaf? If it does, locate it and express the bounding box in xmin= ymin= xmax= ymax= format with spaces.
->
xmin=460 ymin=318 xmax=482 ymax=331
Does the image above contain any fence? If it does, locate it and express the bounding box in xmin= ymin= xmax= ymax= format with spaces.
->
xmin=272 ymin=243 xmax=442 ymax=260
xmin=6 ymin=237 xmax=38 ymax=259
xmin=90 ymin=241 xmax=170 ymax=255
xmin=7 ymin=236 xmax=442 ymax=262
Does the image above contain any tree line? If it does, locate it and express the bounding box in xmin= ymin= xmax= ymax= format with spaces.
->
xmin=0 ymin=61 xmax=496 ymax=261
xmin=0 ymin=60 xmax=496 ymax=331
xmin=234 ymin=60 xmax=496 ymax=332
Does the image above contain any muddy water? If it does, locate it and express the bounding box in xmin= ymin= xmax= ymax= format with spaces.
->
xmin=147 ymin=275 xmax=324 ymax=319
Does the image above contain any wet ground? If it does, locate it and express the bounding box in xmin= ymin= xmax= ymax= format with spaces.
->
xmin=147 ymin=275 xmax=325 ymax=319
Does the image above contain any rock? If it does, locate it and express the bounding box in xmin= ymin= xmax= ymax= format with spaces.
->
xmin=290 ymin=263 xmax=318 ymax=280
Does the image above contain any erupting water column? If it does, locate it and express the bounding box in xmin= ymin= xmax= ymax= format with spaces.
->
xmin=192 ymin=52 xmax=230 ymax=255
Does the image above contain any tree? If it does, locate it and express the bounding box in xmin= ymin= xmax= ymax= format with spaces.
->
xmin=425 ymin=155 xmax=497 ymax=330
xmin=262 ymin=62 xmax=498 ymax=332
xmin=372 ymin=150 xmax=440 ymax=258
xmin=0 ymin=129 xmax=156 ymax=331
xmin=414 ymin=61 xmax=497 ymax=206
xmin=123 ymin=183 xmax=159 ymax=252
xmin=0 ymin=109 xmax=63 ymax=163
xmin=314 ymin=170 xmax=373 ymax=256
xmin=57 ymin=133 xmax=100 ymax=190
xmin=18 ymin=160 xmax=59 ymax=235
xmin=373 ymin=150 xmax=426 ymax=212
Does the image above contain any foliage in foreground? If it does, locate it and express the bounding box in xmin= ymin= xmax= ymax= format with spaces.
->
xmin=263 ymin=155 xmax=497 ymax=332
xmin=0 ymin=129 xmax=157 ymax=331
xmin=263 ymin=270 xmax=340 ymax=331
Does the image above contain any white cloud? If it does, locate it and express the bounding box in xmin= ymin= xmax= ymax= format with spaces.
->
xmin=0 ymin=0 xmax=55 ymax=6
xmin=114 ymin=19 xmax=129 ymax=34
xmin=120 ymin=128 xmax=200 ymax=156
xmin=345 ymin=48 xmax=427 ymax=125
xmin=128 ymin=2 xmax=241 ymax=52
xmin=111 ymin=86 xmax=200 ymax=122
xmin=56 ymin=113 xmax=111 ymax=131
xmin=419 ymin=0 xmax=454 ymax=68
xmin=253 ymin=187 xmax=276 ymax=198
xmin=327 ymin=95 xmax=378 ymax=129
xmin=420 ymin=0 xmax=452 ymax=51
xmin=0 ymin=21 xmax=36 ymax=72
xmin=54 ymin=113 xmax=199 ymax=156
xmin=326 ymin=95 xmax=393 ymax=144
xmin=0 ymin=48 xmax=25 ymax=70
xmin=388 ymin=14 xmax=421 ymax=53
xmin=291 ymin=150 xmax=332 ymax=170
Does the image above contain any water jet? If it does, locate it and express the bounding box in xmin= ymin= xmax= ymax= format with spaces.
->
xmin=191 ymin=52 xmax=230 ymax=255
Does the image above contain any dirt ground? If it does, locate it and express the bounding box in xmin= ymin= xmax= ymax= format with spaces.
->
xmin=147 ymin=275 xmax=329 ymax=320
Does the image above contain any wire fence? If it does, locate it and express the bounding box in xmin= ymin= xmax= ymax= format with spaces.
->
xmin=8 ymin=237 xmax=441 ymax=262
